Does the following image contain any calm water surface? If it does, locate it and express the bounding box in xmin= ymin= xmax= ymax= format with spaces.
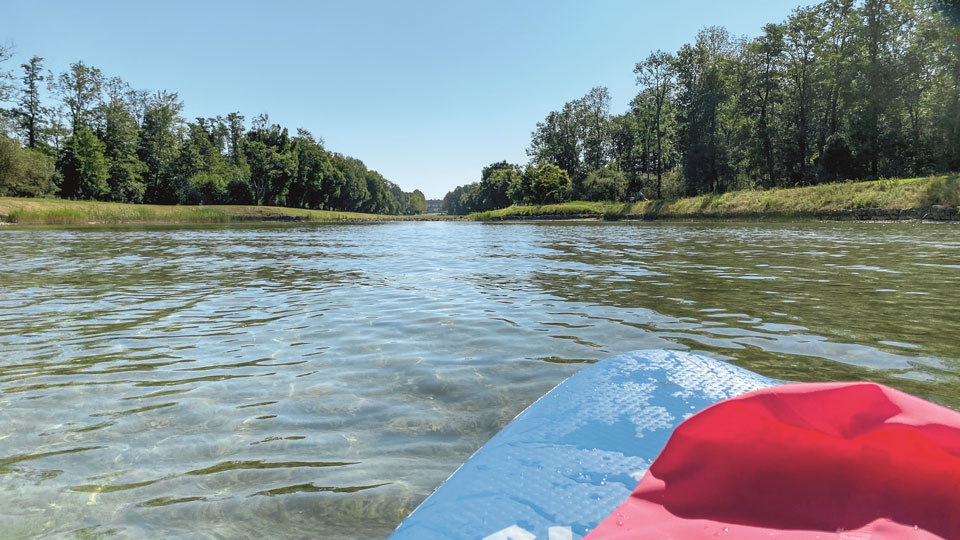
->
xmin=1 ymin=221 xmax=958 ymax=539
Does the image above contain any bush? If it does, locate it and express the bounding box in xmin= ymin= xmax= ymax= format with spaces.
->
xmin=582 ymin=168 xmax=628 ymax=201
xmin=922 ymin=175 xmax=960 ymax=207
xmin=0 ymin=137 xmax=58 ymax=197
xmin=182 ymin=172 xmax=229 ymax=204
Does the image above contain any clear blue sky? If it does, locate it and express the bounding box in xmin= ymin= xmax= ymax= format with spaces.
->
xmin=2 ymin=0 xmax=803 ymax=199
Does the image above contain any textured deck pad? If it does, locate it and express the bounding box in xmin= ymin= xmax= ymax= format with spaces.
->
xmin=388 ymin=350 xmax=777 ymax=540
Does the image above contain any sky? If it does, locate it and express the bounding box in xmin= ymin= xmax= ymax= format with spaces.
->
xmin=2 ymin=0 xmax=804 ymax=199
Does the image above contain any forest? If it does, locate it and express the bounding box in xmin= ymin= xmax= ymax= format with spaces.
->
xmin=444 ymin=0 xmax=960 ymax=215
xmin=0 ymin=49 xmax=427 ymax=215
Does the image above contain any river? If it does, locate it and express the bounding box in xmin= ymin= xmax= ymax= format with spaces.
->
xmin=1 ymin=221 xmax=958 ymax=538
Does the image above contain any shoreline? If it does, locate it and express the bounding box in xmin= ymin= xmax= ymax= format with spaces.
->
xmin=1 ymin=175 xmax=957 ymax=227
xmin=471 ymin=175 xmax=959 ymax=224
xmin=483 ymin=206 xmax=959 ymax=223
xmin=0 ymin=197 xmax=462 ymax=226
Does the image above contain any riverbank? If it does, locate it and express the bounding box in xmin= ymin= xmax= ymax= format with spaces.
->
xmin=0 ymin=197 xmax=459 ymax=225
xmin=3 ymin=175 xmax=957 ymax=226
xmin=472 ymin=175 xmax=960 ymax=222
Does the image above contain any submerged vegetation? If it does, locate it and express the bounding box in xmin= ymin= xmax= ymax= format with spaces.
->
xmin=0 ymin=49 xmax=427 ymax=216
xmin=447 ymin=0 xmax=960 ymax=215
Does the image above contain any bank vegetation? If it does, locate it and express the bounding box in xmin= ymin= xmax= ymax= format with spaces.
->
xmin=473 ymin=175 xmax=960 ymax=221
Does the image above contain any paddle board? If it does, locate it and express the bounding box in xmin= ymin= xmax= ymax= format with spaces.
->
xmin=388 ymin=349 xmax=777 ymax=540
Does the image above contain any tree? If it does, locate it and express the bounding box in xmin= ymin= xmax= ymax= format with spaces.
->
xmin=579 ymin=87 xmax=612 ymax=175
xmin=226 ymin=112 xmax=246 ymax=167
xmin=477 ymin=161 xmax=520 ymax=210
xmin=742 ymin=25 xmax=785 ymax=187
xmin=138 ymin=91 xmax=183 ymax=203
xmin=608 ymin=111 xmax=642 ymax=188
xmin=635 ymin=51 xmax=676 ymax=199
xmin=408 ymin=189 xmax=426 ymax=214
xmin=96 ymin=81 xmax=146 ymax=202
xmin=816 ymin=0 xmax=858 ymax=151
xmin=52 ymin=61 xmax=103 ymax=134
xmin=674 ymin=26 xmax=736 ymax=195
xmin=525 ymin=163 xmax=571 ymax=204
xmin=59 ymin=128 xmax=109 ymax=199
xmin=16 ymin=56 xmax=45 ymax=149
xmin=582 ymin=167 xmax=628 ymax=201
xmin=528 ymin=102 xmax=582 ymax=182
xmin=442 ymin=183 xmax=478 ymax=215
xmin=0 ymin=43 xmax=15 ymax=136
xmin=244 ymin=115 xmax=298 ymax=206
xmin=0 ymin=136 xmax=57 ymax=197
xmin=328 ymin=154 xmax=370 ymax=211
xmin=783 ymin=7 xmax=830 ymax=184
xmin=289 ymin=129 xmax=333 ymax=209
xmin=507 ymin=171 xmax=533 ymax=205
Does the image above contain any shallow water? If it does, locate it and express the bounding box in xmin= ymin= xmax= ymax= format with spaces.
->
xmin=0 ymin=221 xmax=958 ymax=538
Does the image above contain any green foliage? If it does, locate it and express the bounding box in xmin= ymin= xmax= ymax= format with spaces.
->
xmin=59 ymin=129 xmax=109 ymax=200
xmin=582 ymin=168 xmax=628 ymax=202
xmin=181 ymin=172 xmax=229 ymax=205
xmin=445 ymin=162 xmax=571 ymax=212
xmin=506 ymin=171 xmax=533 ymax=205
xmin=16 ymin=56 xmax=46 ymax=149
xmin=0 ymin=49 xmax=412 ymax=214
xmin=100 ymin=92 xmax=146 ymax=203
xmin=442 ymin=183 xmax=478 ymax=215
xmin=0 ymin=136 xmax=57 ymax=197
xmin=52 ymin=61 xmax=103 ymax=133
xmin=474 ymin=175 xmax=957 ymax=221
xmin=138 ymin=91 xmax=183 ymax=203
xmin=820 ymin=134 xmax=855 ymax=183
xmin=107 ymin=157 xmax=146 ymax=203
xmin=526 ymin=163 xmax=571 ymax=205
xmin=922 ymin=175 xmax=960 ymax=207
xmin=476 ymin=161 xmax=521 ymax=211
xmin=407 ymin=189 xmax=426 ymax=214
xmin=514 ymin=0 xmax=960 ymax=200
xmin=289 ymin=129 xmax=333 ymax=209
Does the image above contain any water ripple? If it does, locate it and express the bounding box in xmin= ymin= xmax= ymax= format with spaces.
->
xmin=0 ymin=222 xmax=958 ymax=538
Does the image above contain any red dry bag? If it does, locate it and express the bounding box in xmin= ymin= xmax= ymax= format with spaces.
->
xmin=587 ymin=382 xmax=960 ymax=539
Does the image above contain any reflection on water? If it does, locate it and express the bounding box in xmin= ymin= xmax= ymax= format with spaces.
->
xmin=0 ymin=221 xmax=958 ymax=538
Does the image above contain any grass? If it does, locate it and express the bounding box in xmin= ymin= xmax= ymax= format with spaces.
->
xmin=2 ymin=175 xmax=956 ymax=225
xmin=472 ymin=175 xmax=960 ymax=221
xmin=0 ymin=197 xmax=459 ymax=225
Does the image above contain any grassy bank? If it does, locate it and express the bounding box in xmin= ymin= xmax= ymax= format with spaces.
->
xmin=0 ymin=197 xmax=456 ymax=225
xmin=473 ymin=175 xmax=960 ymax=221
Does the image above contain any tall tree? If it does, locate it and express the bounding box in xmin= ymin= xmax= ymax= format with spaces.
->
xmin=16 ymin=56 xmax=45 ymax=149
xmin=408 ymin=189 xmax=427 ymax=214
xmin=59 ymin=128 xmax=109 ymax=199
xmin=525 ymin=163 xmax=571 ymax=204
xmin=854 ymin=0 xmax=912 ymax=178
xmin=477 ymin=161 xmax=520 ymax=210
xmin=783 ymin=8 xmax=825 ymax=184
xmin=674 ymin=26 xmax=735 ymax=194
xmin=289 ymin=129 xmax=332 ymax=209
xmin=816 ymin=0 xmax=858 ymax=148
xmin=579 ymin=86 xmax=612 ymax=175
xmin=528 ymin=103 xmax=582 ymax=181
xmin=53 ymin=61 xmax=103 ymax=134
xmin=138 ymin=91 xmax=183 ymax=203
xmin=0 ymin=136 xmax=56 ymax=197
xmin=0 ymin=43 xmax=15 ymax=136
xmin=635 ymin=51 xmax=676 ymax=198
xmin=100 ymin=86 xmax=146 ymax=202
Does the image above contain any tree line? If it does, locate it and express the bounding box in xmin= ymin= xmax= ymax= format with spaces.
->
xmin=0 ymin=51 xmax=426 ymax=214
xmin=444 ymin=0 xmax=960 ymax=214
